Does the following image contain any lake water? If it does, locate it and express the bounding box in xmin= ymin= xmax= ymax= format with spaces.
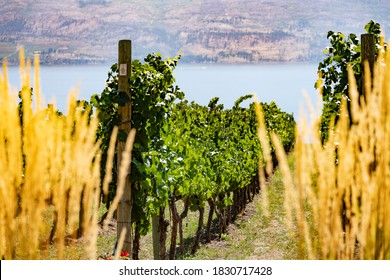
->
xmin=5 ymin=63 xmax=322 ymax=119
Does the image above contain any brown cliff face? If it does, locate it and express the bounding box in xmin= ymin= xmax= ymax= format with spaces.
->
xmin=0 ymin=0 xmax=389 ymax=64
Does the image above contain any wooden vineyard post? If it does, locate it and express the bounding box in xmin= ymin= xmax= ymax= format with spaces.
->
xmin=117 ymin=40 xmax=132 ymax=254
xmin=361 ymin=33 xmax=375 ymax=98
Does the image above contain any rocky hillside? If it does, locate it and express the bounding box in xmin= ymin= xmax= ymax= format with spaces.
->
xmin=0 ymin=0 xmax=389 ymax=64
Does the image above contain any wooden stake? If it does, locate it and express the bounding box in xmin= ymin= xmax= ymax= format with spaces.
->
xmin=116 ymin=39 xmax=132 ymax=255
xmin=361 ymin=34 xmax=375 ymax=98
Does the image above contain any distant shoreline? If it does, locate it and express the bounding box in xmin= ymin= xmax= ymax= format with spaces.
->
xmin=2 ymin=57 xmax=322 ymax=67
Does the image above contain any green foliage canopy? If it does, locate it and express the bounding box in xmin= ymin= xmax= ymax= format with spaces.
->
xmin=315 ymin=20 xmax=383 ymax=142
xmin=90 ymin=52 xmax=296 ymax=240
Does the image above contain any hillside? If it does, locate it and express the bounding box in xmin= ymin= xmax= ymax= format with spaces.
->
xmin=0 ymin=0 xmax=389 ymax=64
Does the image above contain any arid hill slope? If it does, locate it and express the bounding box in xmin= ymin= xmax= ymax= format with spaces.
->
xmin=0 ymin=0 xmax=389 ymax=64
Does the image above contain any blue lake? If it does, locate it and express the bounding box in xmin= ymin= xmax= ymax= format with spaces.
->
xmin=6 ymin=63 xmax=322 ymax=119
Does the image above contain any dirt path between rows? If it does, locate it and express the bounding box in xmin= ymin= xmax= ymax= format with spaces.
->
xmin=188 ymin=175 xmax=298 ymax=260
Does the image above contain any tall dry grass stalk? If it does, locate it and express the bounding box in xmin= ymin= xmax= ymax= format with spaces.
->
xmin=258 ymin=47 xmax=389 ymax=259
xmin=0 ymin=50 xmax=134 ymax=259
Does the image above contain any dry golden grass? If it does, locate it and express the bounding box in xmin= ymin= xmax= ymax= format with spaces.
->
xmin=258 ymin=46 xmax=390 ymax=259
xmin=0 ymin=50 xmax=134 ymax=260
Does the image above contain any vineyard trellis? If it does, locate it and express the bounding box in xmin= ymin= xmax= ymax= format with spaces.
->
xmin=91 ymin=42 xmax=296 ymax=259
